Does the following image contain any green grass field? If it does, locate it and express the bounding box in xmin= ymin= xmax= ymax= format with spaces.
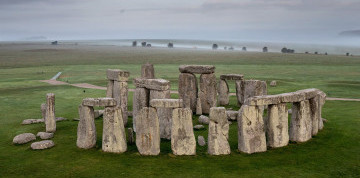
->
xmin=0 ymin=43 xmax=359 ymax=177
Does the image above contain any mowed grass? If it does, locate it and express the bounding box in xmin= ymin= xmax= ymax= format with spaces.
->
xmin=0 ymin=44 xmax=359 ymax=177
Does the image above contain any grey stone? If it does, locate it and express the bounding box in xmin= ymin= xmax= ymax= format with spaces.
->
xmin=133 ymin=78 xmax=170 ymax=91
xmin=288 ymin=109 xmax=292 ymax=114
xmin=76 ymin=105 xmax=96 ymax=149
xmin=45 ymin=93 xmax=56 ymax=133
xmin=55 ymin=117 xmax=67 ymax=122
xmin=107 ymin=69 xmax=130 ymax=82
xmin=36 ymin=132 xmax=54 ymax=140
xmin=199 ymin=73 xmax=217 ymax=114
xmin=245 ymin=95 xmax=282 ymax=106
xmin=193 ymin=125 xmax=205 ymax=130
xmin=198 ymin=115 xmax=209 ymax=125
xmin=235 ymin=80 xmax=244 ymax=105
xmin=22 ymin=119 xmax=44 ymax=125
xmin=198 ymin=136 xmax=206 ymax=146
xmin=128 ymin=128 xmax=134 ymax=144
xmin=94 ymin=110 xmax=104 ymax=119
xmin=226 ymin=110 xmax=238 ymax=121
xmin=218 ymin=79 xmax=229 ymax=106
xmin=243 ymin=80 xmax=267 ymax=104
xmin=266 ymin=103 xmax=289 ymax=148
xmin=135 ymin=107 xmax=160 ymax=155
xmin=296 ymin=88 xmax=321 ymax=100
xmin=113 ymin=81 xmax=128 ymax=126
xmin=178 ymin=73 xmax=198 ymax=112
xmin=309 ymin=96 xmax=320 ymax=136
xmin=82 ymin=98 xmax=117 ymax=107
xmin=31 ymin=140 xmax=55 ymax=150
xmin=132 ymin=87 xmax=149 ymax=132
xmin=196 ymin=98 xmax=202 ymax=115
xmin=41 ymin=103 xmax=46 ymax=119
xmin=141 ymin=63 xmax=155 ymax=79
xmin=318 ymin=91 xmax=326 ymax=130
xmin=220 ymin=74 xmax=244 ymax=81
xmin=102 ymin=106 xmax=127 ymax=153
xmin=270 ymin=80 xmax=277 ymax=87
xmin=150 ymin=90 xmax=172 ymax=140
xmin=13 ymin=133 xmax=36 ymax=144
xmin=208 ymin=107 xmax=230 ymax=155
xmin=238 ymin=105 xmax=267 ymax=154
xmin=150 ymin=99 xmax=183 ymax=108
xmin=179 ymin=65 xmax=215 ymax=74
xmin=290 ymin=100 xmax=312 ymax=142
xmin=171 ymin=108 xmax=196 ymax=155
xmin=106 ymin=80 xmax=114 ymax=98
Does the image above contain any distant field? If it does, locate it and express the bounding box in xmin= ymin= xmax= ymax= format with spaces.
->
xmin=0 ymin=43 xmax=359 ymax=177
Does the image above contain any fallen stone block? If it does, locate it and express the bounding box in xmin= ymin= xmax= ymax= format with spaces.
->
xmin=31 ymin=140 xmax=55 ymax=150
xmin=37 ymin=132 xmax=54 ymax=140
xmin=45 ymin=93 xmax=56 ymax=133
xmin=198 ymin=135 xmax=206 ymax=146
xmin=198 ymin=115 xmax=209 ymax=125
xmin=13 ymin=133 xmax=36 ymax=144
xmin=193 ymin=125 xmax=205 ymax=130
xmin=218 ymin=79 xmax=229 ymax=106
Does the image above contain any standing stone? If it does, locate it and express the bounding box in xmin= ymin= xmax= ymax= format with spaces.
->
xmin=318 ymin=92 xmax=326 ymax=130
xmin=132 ymin=87 xmax=149 ymax=132
xmin=238 ymin=105 xmax=267 ymax=154
xmin=198 ymin=136 xmax=206 ymax=146
xmin=266 ymin=103 xmax=289 ymax=148
xmin=178 ymin=73 xmax=198 ymax=112
xmin=270 ymin=80 xmax=277 ymax=87
xmin=128 ymin=128 xmax=134 ymax=144
xmin=141 ymin=63 xmax=155 ymax=79
xmin=218 ymin=79 xmax=229 ymax=106
xmin=309 ymin=96 xmax=320 ymax=136
xmin=196 ymin=98 xmax=202 ymax=115
xmin=135 ymin=107 xmax=160 ymax=155
xmin=106 ymin=80 xmax=114 ymax=98
xmin=290 ymin=100 xmax=312 ymax=142
xmin=41 ymin=103 xmax=46 ymax=119
xmin=171 ymin=108 xmax=196 ymax=155
xmin=208 ymin=107 xmax=230 ymax=155
xmin=102 ymin=107 xmax=127 ymax=153
xmin=45 ymin=93 xmax=56 ymax=133
xmin=243 ymin=80 xmax=267 ymax=101
xmin=235 ymin=80 xmax=244 ymax=105
xmin=77 ymin=105 xmax=96 ymax=149
xmin=199 ymin=73 xmax=217 ymax=114
xmin=113 ymin=81 xmax=128 ymax=126
xmin=150 ymin=90 xmax=172 ymax=140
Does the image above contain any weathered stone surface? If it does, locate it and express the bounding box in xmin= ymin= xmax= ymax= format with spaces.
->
xmin=245 ymin=95 xmax=282 ymax=106
xmin=208 ymin=107 xmax=230 ymax=155
xmin=309 ymin=96 xmax=320 ymax=136
xmin=106 ymin=80 xmax=114 ymax=98
xmin=141 ymin=63 xmax=155 ymax=79
xmin=45 ymin=93 xmax=56 ymax=133
xmin=296 ymin=88 xmax=321 ymax=100
xmin=102 ymin=106 xmax=127 ymax=153
xmin=132 ymin=87 xmax=149 ymax=132
xmin=171 ymin=108 xmax=196 ymax=155
xmin=94 ymin=110 xmax=104 ymax=119
xmin=41 ymin=103 xmax=46 ymax=119
xmin=31 ymin=140 xmax=55 ymax=150
xmin=82 ymin=98 xmax=117 ymax=107
xmin=179 ymin=65 xmax=215 ymax=74
xmin=198 ymin=115 xmax=209 ymax=125
xmin=13 ymin=133 xmax=36 ymax=144
xmin=150 ymin=90 xmax=172 ymax=140
xmin=198 ymin=136 xmax=206 ymax=146
xmin=238 ymin=105 xmax=267 ymax=154
xmin=218 ymin=79 xmax=229 ymax=106
xmin=193 ymin=125 xmax=205 ymax=130
xmin=107 ymin=69 xmax=130 ymax=81
xmin=55 ymin=117 xmax=67 ymax=122
xmin=113 ymin=81 xmax=128 ymax=126
xmin=266 ymin=103 xmax=289 ymax=148
xmin=134 ymin=78 xmax=170 ymax=91
xmin=127 ymin=111 xmax=133 ymax=117
xmin=178 ymin=73 xmax=198 ymax=112
xmin=135 ymin=107 xmax=160 ymax=155
xmin=290 ymin=100 xmax=312 ymax=142
xmin=36 ymin=132 xmax=54 ymax=140
xmin=150 ymin=99 xmax=183 ymax=108
xmin=318 ymin=91 xmax=326 ymax=130
xmin=235 ymin=80 xmax=244 ymax=105
xmin=220 ymin=74 xmax=244 ymax=81
xmin=127 ymin=128 xmax=134 ymax=144
xmin=243 ymin=80 xmax=267 ymax=103
xmin=22 ymin=119 xmax=44 ymax=125
xmin=76 ymin=105 xmax=96 ymax=149
xmin=226 ymin=110 xmax=238 ymax=121
xmin=199 ymin=73 xmax=217 ymax=114
xmin=270 ymin=80 xmax=277 ymax=87
xmin=196 ymin=98 xmax=202 ymax=115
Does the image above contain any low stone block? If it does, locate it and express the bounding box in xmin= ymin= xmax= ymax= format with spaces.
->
xmin=134 ymin=78 xmax=170 ymax=91
xmin=198 ymin=115 xmax=209 ymax=125
xmin=31 ymin=140 xmax=55 ymax=150
xmin=171 ymin=108 xmax=196 ymax=155
xmin=194 ymin=125 xmax=205 ymax=130
xmin=179 ymin=65 xmax=215 ymax=74
xmin=220 ymin=74 xmax=244 ymax=81
xmin=208 ymin=107 xmax=230 ymax=155
xmin=150 ymin=99 xmax=183 ymax=108
xmin=198 ymin=136 xmax=206 ymax=146
xmin=82 ymin=98 xmax=117 ymax=107
xmin=37 ymin=132 xmax=54 ymax=140
xmin=226 ymin=110 xmax=238 ymax=121
xmin=13 ymin=133 xmax=36 ymax=144
xmin=107 ymin=69 xmax=130 ymax=81
xmin=22 ymin=119 xmax=44 ymax=125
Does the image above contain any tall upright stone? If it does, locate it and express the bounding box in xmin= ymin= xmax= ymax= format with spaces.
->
xmin=208 ymin=107 xmax=230 ymax=155
xmin=218 ymin=79 xmax=229 ymax=106
xmin=135 ymin=107 xmax=160 ymax=155
xmin=178 ymin=73 xmax=198 ymax=112
xmin=235 ymin=80 xmax=244 ymax=105
xmin=196 ymin=98 xmax=202 ymax=115
xmin=266 ymin=103 xmax=289 ymax=148
xmin=141 ymin=63 xmax=155 ymax=79
xmin=102 ymin=106 xmax=127 ymax=153
xmin=77 ymin=105 xmax=96 ymax=149
xmin=45 ymin=93 xmax=56 ymax=133
xmin=309 ymin=96 xmax=319 ymax=136
xmin=238 ymin=105 xmax=267 ymax=154
xmin=171 ymin=108 xmax=196 ymax=155
xmin=106 ymin=80 xmax=114 ymax=98
xmin=318 ymin=91 xmax=326 ymax=130
xmin=113 ymin=81 xmax=128 ymax=126
xmin=150 ymin=89 xmax=172 ymax=139
xmin=290 ymin=100 xmax=312 ymax=142
xmin=243 ymin=80 xmax=267 ymax=101
xmin=199 ymin=73 xmax=217 ymax=114
xmin=41 ymin=103 xmax=46 ymax=119
xmin=132 ymin=87 xmax=149 ymax=132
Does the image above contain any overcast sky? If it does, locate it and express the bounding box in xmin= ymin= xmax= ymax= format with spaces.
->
xmin=0 ymin=0 xmax=359 ymax=44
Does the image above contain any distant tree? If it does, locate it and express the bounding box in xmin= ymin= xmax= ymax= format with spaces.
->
xmin=325 ymin=52 xmax=328 ymax=55
xmin=287 ymin=49 xmax=295 ymax=53
xmin=314 ymin=52 xmax=318 ymax=54
xmin=146 ymin=44 xmax=151 ymax=47
xmin=212 ymin=44 xmax=218 ymax=50
xmin=281 ymin=47 xmax=288 ymax=53
xmin=132 ymin=41 xmax=137 ymax=47
xmin=141 ymin=42 xmax=147 ymax=47
xmin=305 ymin=51 xmax=309 ymax=54
xmin=229 ymin=46 xmax=234 ymax=50
xmin=224 ymin=46 xmax=227 ymax=50
xmin=242 ymin=47 xmax=247 ymax=51
xmin=346 ymin=53 xmax=350 ymax=56
xmin=168 ymin=43 xmax=173 ymax=48
xmin=263 ymin=47 xmax=268 ymax=52
xmin=51 ymin=41 xmax=58 ymax=45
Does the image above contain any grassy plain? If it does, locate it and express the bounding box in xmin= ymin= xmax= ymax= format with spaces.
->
xmin=0 ymin=43 xmax=359 ymax=177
